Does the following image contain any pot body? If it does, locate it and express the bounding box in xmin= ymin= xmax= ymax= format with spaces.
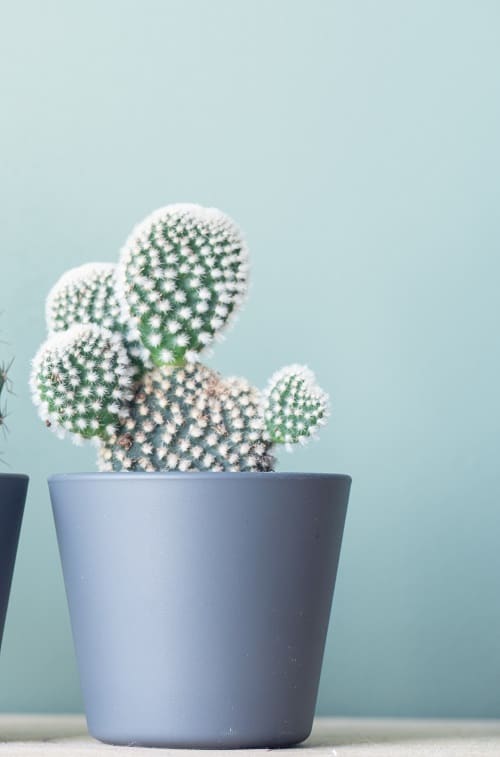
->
xmin=49 ymin=472 xmax=350 ymax=748
xmin=0 ymin=474 xmax=28 ymax=650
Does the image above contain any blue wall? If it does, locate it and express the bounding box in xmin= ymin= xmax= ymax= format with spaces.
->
xmin=0 ymin=0 xmax=499 ymax=716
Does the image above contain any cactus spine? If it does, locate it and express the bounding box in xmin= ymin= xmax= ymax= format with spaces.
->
xmin=0 ymin=322 xmax=13 ymax=461
xmin=31 ymin=204 xmax=329 ymax=472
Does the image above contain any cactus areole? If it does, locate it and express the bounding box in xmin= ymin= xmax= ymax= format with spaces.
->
xmin=31 ymin=204 xmax=329 ymax=472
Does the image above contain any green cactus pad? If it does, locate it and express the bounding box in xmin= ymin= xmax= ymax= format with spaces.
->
xmin=263 ymin=365 xmax=329 ymax=447
xmin=116 ymin=204 xmax=249 ymax=366
xmin=30 ymin=324 xmax=134 ymax=442
xmin=98 ymin=362 xmax=274 ymax=472
xmin=46 ymin=262 xmax=150 ymax=373
xmin=46 ymin=263 xmax=121 ymax=333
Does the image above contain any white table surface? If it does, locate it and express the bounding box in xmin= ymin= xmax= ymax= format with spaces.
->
xmin=0 ymin=716 xmax=499 ymax=756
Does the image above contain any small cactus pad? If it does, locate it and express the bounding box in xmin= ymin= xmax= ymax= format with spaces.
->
xmin=98 ymin=362 xmax=274 ymax=472
xmin=30 ymin=324 xmax=134 ymax=442
xmin=263 ymin=365 xmax=329 ymax=446
xmin=116 ymin=204 xmax=249 ymax=365
xmin=46 ymin=263 xmax=121 ymax=333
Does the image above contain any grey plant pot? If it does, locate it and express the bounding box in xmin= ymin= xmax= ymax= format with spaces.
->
xmin=49 ymin=472 xmax=351 ymax=749
xmin=0 ymin=474 xmax=28 ymax=651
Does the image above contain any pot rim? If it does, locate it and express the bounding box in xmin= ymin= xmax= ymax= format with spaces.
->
xmin=49 ymin=471 xmax=351 ymax=483
xmin=0 ymin=473 xmax=29 ymax=481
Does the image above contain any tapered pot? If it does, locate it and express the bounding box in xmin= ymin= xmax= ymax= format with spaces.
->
xmin=49 ymin=472 xmax=351 ymax=749
xmin=0 ymin=474 xmax=28 ymax=651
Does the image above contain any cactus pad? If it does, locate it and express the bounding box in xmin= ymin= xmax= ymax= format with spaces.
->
xmin=98 ymin=362 xmax=274 ymax=472
xmin=46 ymin=263 xmax=121 ymax=333
xmin=31 ymin=324 xmax=134 ymax=442
xmin=263 ymin=365 xmax=329 ymax=447
xmin=116 ymin=204 xmax=249 ymax=366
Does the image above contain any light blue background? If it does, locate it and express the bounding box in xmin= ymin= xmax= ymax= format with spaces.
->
xmin=0 ymin=0 xmax=499 ymax=716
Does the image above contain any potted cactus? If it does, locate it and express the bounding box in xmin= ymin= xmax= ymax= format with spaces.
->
xmin=30 ymin=204 xmax=351 ymax=749
xmin=0 ymin=333 xmax=28 ymax=655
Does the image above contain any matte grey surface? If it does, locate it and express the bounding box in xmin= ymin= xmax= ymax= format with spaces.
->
xmin=49 ymin=472 xmax=350 ymax=748
xmin=2 ymin=716 xmax=500 ymax=756
xmin=0 ymin=475 xmax=27 ymax=650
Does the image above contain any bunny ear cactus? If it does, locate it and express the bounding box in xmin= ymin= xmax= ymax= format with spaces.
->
xmin=31 ymin=203 xmax=329 ymax=472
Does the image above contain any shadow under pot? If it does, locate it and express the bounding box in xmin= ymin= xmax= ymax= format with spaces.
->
xmin=49 ymin=471 xmax=351 ymax=749
xmin=0 ymin=474 xmax=28 ymax=651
